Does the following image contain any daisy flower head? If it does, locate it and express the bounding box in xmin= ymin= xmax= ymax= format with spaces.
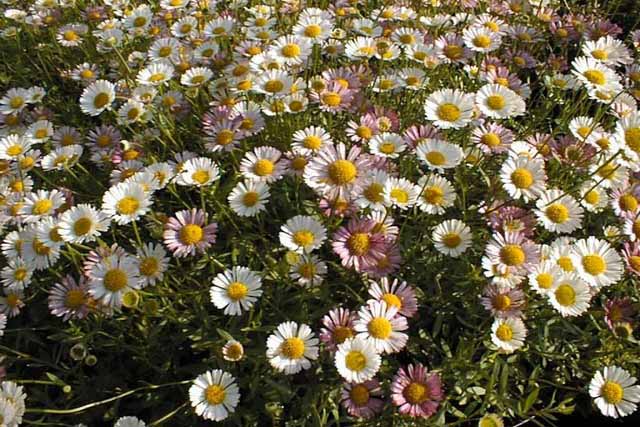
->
xmin=471 ymin=122 xmax=514 ymax=154
xmin=583 ymin=36 xmax=632 ymax=67
xmin=240 ymin=146 xmax=284 ymax=183
xmin=292 ymin=126 xmax=333 ymax=156
xmin=485 ymin=231 xmax=540 ymax=275
xmin=48 ymin=275 xmax=91 ymax=321
xmin=79 ymin=79 xmax=116 ymax=116
xmin=210 ymin=266 xmax=263 ymax=316
xmin=356 ymin=169 xmax=389 ymax=211
xmin=270 ymin=35 xmax=312 ymax=66
xmin=222 ymin=339 xmax=244 ymax=362
xmin=101 ymin=182 xmax=152 ymax=225
xmin=548 ymin=274 xmax=591 ymax=317
xmin=534 ymin=189 xmax=584 ymax=234
xmin=475 ymin=84 xmax=526 ymax=119
xmin=391 ymin=363 xmax=444 ymax=418
xmin=382 ymin=177 xmax=419 ymax=210
xmin=354 ymin=300 xmax=408 ymax=354
xmin=320 ymin=307 xmax=356 ymax=351
xmin=114 ymin=417 xmax=146 ymax=427
xmin=500 ymin=155 xmax=547 ymax=202
xmin=432 ymin=219 xmax=472 ymax=258
xmin=589 ymin=366 xmax=640 ymax=418
xmin=490 ymin=316 xmax=527 ymax=353
xmin=463 ymin=26 xmax=502 ymax=53
xmin=0 ymin=258 xmax=34 ymax=291
xmin=416 ymin=139 xmax=464 ymax=171
xmin=367 ymin=277 xmax=418 ymax=318
xmin=58 ymin=204 xmax=110 ymax=244
xmin=136 ymin=63 xmax=174 ymax=87
xmin=527 ymin=261 xmax=563 ymax=296
xmin=416 ymin=174 xmax=456 ymax=214
xmin=614 ymin=113 xmax=640 ymax=165
xmin=176 ymin=157 xmax=221 ymax=187
xmin=163 ymin=209 xmax=217 ymax=258
xmin=19 ymin=189 xmax=65 ymax=222
xmin=340 ymin=379 xmax=384 ymax=419
xmin=570 ymin=237 xmax=623 ymax=288
xmin=0 ymin=134 xmax=33 ymax=161
xmin=369 ymin=132 xmax=405 ymax=159
xmin=189 ymin=370 xmax=240 ymax=422
xmin=88 ymin=253 xmax=140 ymax=309
xmin=332 ymin=217 xmax=386 ymax=271
xmin=135 ymin=243 xmax=168 ymax=287
xmin=266 ymin=321 xmax=319 ymax=375
xmin=424 ymin=89 xmax=475 ymax=129
xmin=335 ymin=336 xmax=381 ymax=383
xmin=227 ymin=180 xmax=270 ymax=217
xmin=279 ymin=215 xmax=326 ymax=253
xmin=572 ymin=56 xmax=622 ymax=92
xmin=481 ymin=283 xmax=526 ymax=318
xmin=304 ymin=143 xmax=370 ymax=199
xmin=289 ymin=254 xmax=327 ymax=287
xmin=579 ymin=180 xmax=609 ymax=212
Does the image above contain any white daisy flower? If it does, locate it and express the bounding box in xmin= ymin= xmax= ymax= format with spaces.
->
xmin=570 ymin=237 xmax=623 ymax=288
xmin=354 ymin=301 xmax=408 ymax=354
xmin=114 ymin=416 xmax=146 ymax=427
xmin=416 ymin=174 xmax=456 ymax=214
xmin=432 ymin=219 xmax=472 ymax=257
xmin=58 ymin=204 xmax=110 ymax=244
xmin=582 ymin=35 xmax=632 ymax=67
xmin=228 ymin=180 xmax=270 ymax=217
xmin=463 ymin=26 xmax=502 ymax=52
xmin=534 ymin=189 xmax=583 ymax=234
xmin=0 ymin=87 xmax=31 ymax=114
xmin=289 ymin=254 xmax=327 ymax=287
xmin=548 ymin=274 xmax=591 ymax=317
xmin=424 ymin=89 xmax=475 ymax=129
xmin=500 ymin=156 xmax=546 ymax=202
xmin=416 ymin=139 xmax=464 ymax=171
xmin=0 ymin=134 xmax=33 ymax=161
xmin=0 ymin=258 xmax=34 ymax=291
xmin=589 ymin=366 xmax=640 ymax=418
xmin=292 ymin=126 xmax=333 ymax=155
xmin=356 ymin=170 xmax=389 ymax=211
xmin=135 ymin=243 xmax=168 ymax=287
xmin=579 ymin=181 xmax=610 ymax=212
xmin=335 ymin=336 xmax=381 ymax=383
xmin=88 ymin=254 xmax=141 ymax=308
xmin=527 ymin=261 xmax=563 ymax=296
xmin=180 ymin=67 xmax=213 ymax=87
xmin=210 ymin=266 xmax=263 ymax=316
xmin=79 ymin=79 xmax=116 ymax=116
xmin=189 ymin=370 xmax=240 ymax=422
xmin=266 ymin=321 xmax=319 ymax=375
xmin=176 ymin=157 xmax=221 ymax=187
xmin=572 ymin=56 xmax=622 ymax=92
xmin=490 ymin=317 xmax=527 ymax=353
xmin=19 ymin=189 xmax=64 ymax=222
xmin=136 ymin=63 xmax=174 ymax=87
xmin=369 ymin=132 xmax=406 ymax=159
xmin=240 ymin=146 xmax=284 ymax=183
xmin=102 ymin=182 xmax=152 ymax=225
xmin=41 ymin=145 xmax=84 ymax=171
xmin=279 ymin=215 xmax=326 ymax=253
xmin=475 ymin=84 xmax=526 ymax=119
xmin=382 ymin=177 xmax=419 ymax=210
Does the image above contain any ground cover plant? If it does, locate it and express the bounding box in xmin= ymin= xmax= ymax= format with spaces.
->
xmin=0 ymin=0 xmax=640 ymax=426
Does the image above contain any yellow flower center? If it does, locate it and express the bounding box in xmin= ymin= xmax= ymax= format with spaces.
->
xmin=356 ymin=126 xmax=372 ymax=140
xmin=436 ymin=103 xmax=461 ymax=122
xmin=280 ymin=337 xmax=305 ymax=359
xmin=367 ymin=317 xmax=392 ymax=339
xmin=73 ymin=217 xmax=93 ymax=236
xmin=390 ymin=188 xmax=409 ymax=204
xmin=179 ymin=224 xmax=203 ymax=245
xmin=292 ymin=230 xmax=315 ymax=247
xmin=536 ymin=273 xmax=553 ymax=289
xmin=32 ymin=199 xmax=53 ymax=215
xmin=481 ymin=133 xmax=501 ymax=148
xmin=103 ymin=268 xmax=128 ymax=292
xmin=133 ymin=16 xmax=147 ymax=27
xmin=242 ymin=191 xmax=259 ymax=207
xmin=93 ymin=92 xmax=110 ymax=108
xmin=345 ymin=350 xmax=367 ymax=371
xmin=304 ymin=24 xmax=322 ymax=38
xmin=500 ymin=245 xmax=525 ymax=266
xmin=347 ymin=233 xmax=370 ymax=256
xmin=322 ymin=92 xmax=342 ymax=107
xmin=493 ymin=294 xmax=512 ymax=310
xmin=282 ymin=43 xmax=301 ymax=58
xmin=63 ymin=30 xmax=79 ymax=41
xmin=441 ymin=232 xmax=461 ymax=248
xmin=65 ymin=289 xmax=86 ymax=309
xmin=473 ymin=35 xmax=492 ymax=48
xmin=191 ymin=170 xmax=211 ymax=185
xmin=591 ymin=49 xmax=608 ymax=60
xmin=204 ymin=385 xmax=226 ymax=405
xmin=583 ymin=69 xmax=605 ymax=85
xmin=495 ymin=323 xmax=513 ymax=341
xmin=14 ymin=268 xmax=27 ymax=281
xmin=298 ymin=262 xmax=316 ymax=279
xmin=443 ymin=45 xmax=463 ymax=60
xmin=423 ymin=186 xmax=444 ymax=205
xmin=404 ymin=382 xmax=430 ymax=404
xmin=303 ymin=136 xmax=322 ymax=150
xmin=328 ymin=159 xmax=357 ymax=185
xmin=9 ymin=96 xmax=24 ymax=109
xmin=333 ymin=326 xmax=353 ymax=344
xmin=486 ymin=95 xmax=505 ymax=110
xmin=582 ymin=254 xmax=606 ymax=275
xmin=629 ymin=255 xmax=640 ymax=271
xmin=619 ymin=194 xmax=638 ymax=212
xmin=584 ymin=190 xmax=600 ymax=205
xmin=363 ymin=183 xmax=383 ymax=203
xmin=545 ymin=203 xmax=569 ymax=223
xmin=227 ymin=281 xmax=248 ymax=301
xmin=426 ymin=151 xmax=446 ymax=165
xmin=510 ymin=168 xmax=533 ymax=189
xmin=254 ymin=159 xmax=275 ymax=177
xmin=225 ymin=342 xmax=243 ymax=360
xmin=349 ymin=384 xmax=370 ymax=406
xmin=557 ymin=256 xmax=574 ymax=272
xmin=555 ymin=284 xmax=576 ymax=306
xmin=601 ymin=381 xmax=623 ymax=404
xmin=381 ymin=293 xmax=402 ymax=309
xmin=139 ymin=257 xmax=159 ymax=276
xmin=264 ymin=80 xmax=284 ymax=93
xmin=116 ymin=197 xmax=140 ymax=215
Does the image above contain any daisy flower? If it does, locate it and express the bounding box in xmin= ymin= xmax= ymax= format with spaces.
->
xmin=589 ymin=366 xmax=640 ymax=418
xmin=356 ymin=169 xmax=389 ymax=211
xmin=48 ymin=275 xmax=90 ymax=321
xmin=582 ymin=36 xmax=632 ymax=67
xmin=163 ymin=209 xmax=217 ymax=258
xmin=432 ymin=219 xmax=472 ymax=258
xmin=101 ymin=182 xmax=151 ymax=225
xmin=135 ymin=243 xmax=168 ymax=287
xmin=579 ymin=181 xmax=609 ymax=212
xmin=58 ymin=204 xmax=110 ymax=244
xmin=0 ymin=87 xmax=30 ymax=114
xmin=534 ymin=189 xmax=583 ymax=234
xmin=391 ymin=364 xmax=444 ymax=418
xmin=485 ymin=231 xmax=540 ymax=275
xmin=335 ymin=336 xmax=381 ymax=383
xmin=369 ymin=132 xmax=405 ymax=159
xmin=332 ymin=217 xmax=386 ymax=271
xmin=572 ymin=56 xmax=622 ymax=91
xmin=367 ymin=277 xmax=418 ymax=318
xmin=340 ymin=379 xmax=384 ymax=419
xmin=222 ymin=340 xmax=244 ymax=362
xmin=424 ymin=89 xmax=475 ymax=129
xmin=481 ymin=283 xmax=526 ymax=318
xmin=499 ymin=156 xmax=547 ymax=202
xmin=354 ymin=301 xmax=408 ymax=354
xmin=240 ymin=146 xmax=284 ymax=183
xmin=0 ymin=258 xmax=33 ymax=291
xmin=114 ymin=417 xmax=146 ymax=427
xmin=19 ymin=189 xmax=64 ymax=222
xmin=88 ymin=254 xmax=140 ymax=309
xmin=279 ymin=215 xmax=326 ymax=253
xmin=471 ymin=123 xmax=514 ymax=154
xmin=0 ymin=288 xmax=24 ymax=317
xmin=463 ymin=26 xmax=502 ymax=52
xmin=266 ymin=321 xmax=319 ymax=375
xmin=210 ymin=266 xmax=263 ymax=316
xmin=292 ymin=126 xmax=333 ymax=156
xmin=382 ymin=177 xmax=419 ymax=210
xmin=270 ymin=35 xmax=312 ymax=66
xmin=527 ymin=261 xmax=563 ymax=296
xmin=548 ymin=274 xmax=591 ymax=317
xmin=289 ymin=254 xmax=327 ymax=287
xmin=416 ymin=139 xmax=464 ymax=171
xmin=490 ymin=317 xmax=527 ymax=353
xmin=319 ymin=307 xmax=357 ymax=351
xmin=475 ymin=84 xmax=526 ymax=119
xmin=136 ymin=63 xmax=174 ymax=87
xmin=228 ymin=180 xmax=270 ymax=217
xmin=189 ymin=370 xmax=240 ymax=422
xmin=79 ymin=80 xmax=116 ymax=116
xmin=0 ymin=134 xmax=33 ymax=161
xmin=570 ymin=237 xmax=623 ymax=288
xmin=304 ymin=143 xmax=370 ymax=199
xmin=416 ymin=174 xmax=456 ymax=214
xmin=176 ymin=157 xmax=221 ymax=187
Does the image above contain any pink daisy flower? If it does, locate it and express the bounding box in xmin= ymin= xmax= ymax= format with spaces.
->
xmin=391 ymin=364 xmax=444 ymax=418
xmin=163 ymin=209 xmax=217 ymax=258
xmin=312 ymin=81 xmax=354 ymax=113
xmin=346 ymin=116 xmax=379 ymax=144
xmin=305 ymin=143 xmax=371 ymax=200
xmin=403 ymin=124 xmax=441 ymax=149
xmin=485 ymin=231 xmax=540 ymax=275
xmin=480 ymin=283 xmax=526 ymax=318
xmin=471 ymin=122 xmax=514 ymax=154
xmin=319 ymin=307 xmax=357 ymax=352
xmin=331 ymin=217 xmax=386 ymax=271
xmin=340 ymin=379 xmax=384 ymax=419
xmin=48 ymin=275 xmax=91 ymax=321
xmin=622 ymin=241 xmax=640 ymax=275
xmin=603 ymin=297 xmax=635 ymax=332
xmin=362 ymin=242 xmax=402 ymax=278
xmin=367 ymin=277 xmax=418 ymax=318
xmin=487 ymin=205 xmax=536 ymax=237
